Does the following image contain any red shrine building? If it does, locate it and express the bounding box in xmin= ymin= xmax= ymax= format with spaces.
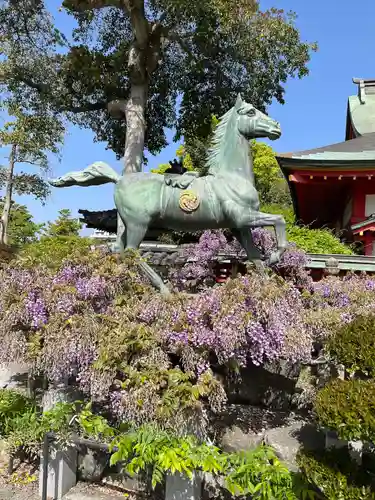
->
xmin=277 ymin=78 xmax=375 ymax=256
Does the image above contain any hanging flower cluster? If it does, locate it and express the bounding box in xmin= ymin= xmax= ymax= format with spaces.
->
xmin=0 ymin=236 xmax=374 ymax=431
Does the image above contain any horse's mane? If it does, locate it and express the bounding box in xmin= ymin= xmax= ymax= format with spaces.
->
xmin=205 ymin=106 xmax=237 ymax=173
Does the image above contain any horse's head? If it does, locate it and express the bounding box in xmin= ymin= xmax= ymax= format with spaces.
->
xmin=235 ymin=94 xmax=281 ymax=141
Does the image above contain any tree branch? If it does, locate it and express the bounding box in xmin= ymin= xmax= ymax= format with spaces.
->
xmin=13 ymin=73 xmax=108 ymax=113
xmin=123 ymin=0 xmax=149 ymax=47
xmin=167 ymin=32 xmax=199 ymax=63
xmin=60 ymin=100 xmax=108 ymax=113
xmin=62 ymin=0 xmax=124 ymax=12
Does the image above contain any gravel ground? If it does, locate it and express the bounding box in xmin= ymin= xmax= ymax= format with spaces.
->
xmin=0 ymin=458 xmax=155 ymax=500
xmin=0 ymin=478 xmax=142 ymax=500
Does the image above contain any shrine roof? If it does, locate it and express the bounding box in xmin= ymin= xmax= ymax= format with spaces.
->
xmin=351 ymin=215 xmax=375 ymax=233
xmin=347 ymin=78 xmax=375 ymax=137
xmin=78 ymin=209 xmax=117 ymax=233
xmin=277 ymin=132 xmax=375 ymax=166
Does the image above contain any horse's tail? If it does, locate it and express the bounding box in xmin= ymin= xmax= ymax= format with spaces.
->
xmin=48 ymin=162 xmax=120 ymax=188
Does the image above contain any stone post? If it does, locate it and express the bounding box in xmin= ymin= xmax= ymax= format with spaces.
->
xmin=165 ymin=472 xmax=202 ymax=500
xmin=39 ymin=383 xmax=79 ymax=499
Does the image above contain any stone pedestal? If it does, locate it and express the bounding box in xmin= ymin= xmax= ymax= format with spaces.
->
xmin=39 ymin=447 xmax=77 ymax=499
xmin=165 ymin=472 xmax=202 ymax=500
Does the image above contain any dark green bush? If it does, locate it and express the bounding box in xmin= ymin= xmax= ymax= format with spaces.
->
xmin=297 ymin=448 xmax=375 ymax=499
xmin=0 ymin=389 xmax=34 ymax=437
xmin=315 ymin=379 xmax=375 ymax=442
xmin=327 ymin=315 xmax=375 ymax=377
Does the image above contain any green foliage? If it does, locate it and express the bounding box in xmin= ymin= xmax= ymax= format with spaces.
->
xmin=0 ymin=103 xmax=64 ymax=174
xmin=0 ymin=170 xmax=50 ymax=203
xmin=5 ymin=400 xmax=76 ymax=455
xmin=327 ymin=315 xmax=375 ymax=377
xmin=0 ymin=389 xmax=34 ymax=437
xmin=17 ymin=208 xmax=90 ymax=268
xmin=0 ymin=394 xmax=313 ymax=499
xmin=298 ymin=449 xmax=375 ymax=499
xmin=314 ymin=379 xmax=375 ymax=442
xmin=262 ymin=204 xmax=353 ymax=255
xmin=2 ymin=1 xmax=316 ymax=157
xmin=44 ymin=209 xmax=82 ymax=237
xmin=18 ymin=235 xmax=93 ymax=269
xmin=110 ymin=427 xmax=300 ymax=498
xmin=77 ymin=409 xmax=309 ymax=499
xmin=0 ymin=199 xmax=43 ymax=246
xmin=0 ymin=389 xmax=77 ymax=455
xmin=251 ymin=141 xmax=291 ymax=207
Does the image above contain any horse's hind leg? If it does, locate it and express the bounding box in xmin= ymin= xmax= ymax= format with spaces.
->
xmin=125 ymin=222 xmax=171 ymax=296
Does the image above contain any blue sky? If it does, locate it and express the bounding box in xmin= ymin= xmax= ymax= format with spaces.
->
xmin=5 ymin=0 xmax=375 ymax=233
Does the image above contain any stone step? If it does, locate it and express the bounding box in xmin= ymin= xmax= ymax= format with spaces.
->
xmin=63 ymin=483 xmax=128 ymax=499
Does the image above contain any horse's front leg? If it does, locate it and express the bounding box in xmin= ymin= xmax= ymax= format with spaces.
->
xmin=232 ymin=228 xmax=265 ymax=275
xmin=268 ymin=214 xmax=287 ymax=265
xmin=238 ymin=211 xmax=287 ymax=266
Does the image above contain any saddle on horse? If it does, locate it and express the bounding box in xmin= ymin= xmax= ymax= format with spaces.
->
xmin=164 ymin=171 xmax=201 ymax=189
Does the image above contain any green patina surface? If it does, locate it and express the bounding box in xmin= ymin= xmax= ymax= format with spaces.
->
xmin=49 ymin=96 xmax=287 ymax=294
xmin=348 ymin=93 xmax=375 ymax=137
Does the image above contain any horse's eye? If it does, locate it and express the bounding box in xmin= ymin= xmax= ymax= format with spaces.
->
xmin=248 ymin=109 xmax=256 ymax=116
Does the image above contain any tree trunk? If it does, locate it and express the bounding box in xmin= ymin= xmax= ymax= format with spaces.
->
xmin=123 ymin=83 xmax=148 ymax=174
xmin=116 ymin=82 xmax=148 ymax=242
xmin=0 ymin=144 xmax=17 ymax=246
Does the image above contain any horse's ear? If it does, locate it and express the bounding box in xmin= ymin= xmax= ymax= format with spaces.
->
xmin=235 ymin=93 xmax=243 ymax=108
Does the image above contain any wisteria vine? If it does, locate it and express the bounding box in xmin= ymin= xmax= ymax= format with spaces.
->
xmin=0 ymin=232 xmax=373 ymax=431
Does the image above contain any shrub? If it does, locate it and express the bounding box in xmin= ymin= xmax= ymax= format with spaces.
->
xmin=0 ymin=389 xmax=34 ymax=437
xmin=18 ymin=235 xmax=93 ymax=269
xmin=262 ymin=204 xmax=353 ymax=255
xmin=314 ymin=379 xmax=375 ymax=442
xmin=298 ymin=448 xmax=375 ymax=499
xmin=327 ymin=315 xmax=375 ymax=376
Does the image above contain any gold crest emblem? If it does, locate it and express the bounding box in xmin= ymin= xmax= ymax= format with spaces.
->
xmin=179 ymin=190 xmax=200 ymax=213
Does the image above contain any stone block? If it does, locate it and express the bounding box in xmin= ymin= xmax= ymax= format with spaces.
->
xmin=348 ymin=440 xmax=363 ymax=465
xmin=78 ymin=447 xmax=108 ymax=482
xmin=265 ymin=422 xmax=324 ymax=472
xmin=165 ymin=472 xmax=202 ymax=500
xmin=0 ymin=363 xmax=29 ymax=392
xmin=226 ymin=363 xmax=299 ymax=411
xmin=220 ymin=425 xmax=264 ymax=453
xmin=39 ymin=446 xmax=77 ymax=499
xmin=325 ymin=430 xmax=347 ymax=451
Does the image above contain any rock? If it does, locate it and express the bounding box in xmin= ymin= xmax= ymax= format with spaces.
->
xmin=102 ymin=469 xmax=148 ymax=493
xmin=226 ymin=363 xmax=299 ymax=411
xmin=292 ymin=365 xmax=317 ymax=411
xmin=42 ymin=384 xmax=82 ymax=411
xmin=263 ymin=360 xmax=301 ymax=381
xmin=220 ymin=425 xmax=264 ymax=453
xmin=202 ymin=472 xmax=229 ymax=500
xmin=264 ymin=422 xmax=325 ymax=472
xmin=212 ymin=404 xmax=294 ymax=436
xmin=78 ymin=448 xmax=108 ymax=483
xmin=0 ymin=363 xmax=30 ymax=392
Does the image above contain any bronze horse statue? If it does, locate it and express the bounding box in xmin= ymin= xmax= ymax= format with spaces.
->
xmin=49 ymin=95 xmax=286 ymax=294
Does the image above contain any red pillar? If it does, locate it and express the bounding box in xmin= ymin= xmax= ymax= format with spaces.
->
xmin=364 ymin=232 xmax=373 ymax=256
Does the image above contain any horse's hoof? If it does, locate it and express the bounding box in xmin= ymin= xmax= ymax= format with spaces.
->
xmin=267 ymin=252 xmax=280 ymax=266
